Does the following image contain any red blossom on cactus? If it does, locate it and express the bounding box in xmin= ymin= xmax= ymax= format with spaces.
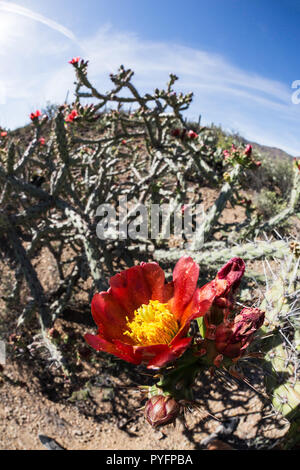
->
xmin=38 ymin=137 xmax=45 ymax=146
xmin=65 ymin=109 xmax=79 ymax=123
xmin=69 ymin=57 xmax=80 ymax=65
xmin=1 ymin=131 xmax=7 ymax=137
xmin=202 ymin=257 xmax=246 ymax=339
xmin=244 ymin=144 xmax=252 ymax=156
xmin=187 ymin=130 xmax=198 ymax=139
xmin=215 ymin=307 xmax=265 ymax=359
xmin=85 ymin=257 xmax=218 ymax=369
xmin=30 ymin=110 xmax=41 ymax=121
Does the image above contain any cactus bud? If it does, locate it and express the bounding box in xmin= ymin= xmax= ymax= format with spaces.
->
xmin=144 ymin=395 xmax=180 ymax=428
xmin=30 ymin=110 xmax=41 ymax=122
xmin=244 ymin=144 xmax=252 ymax=156
xmin=215 ymin=307 xmax=265 ymax=359
xmin=187 ymin=130 xmax=198 ymax=139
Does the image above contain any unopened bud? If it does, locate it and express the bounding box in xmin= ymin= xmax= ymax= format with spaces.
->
xmin=144 ymin=395 xmax=180 ymax=428
xmin=244 ymin=144 xmax=252 ymax=156
xmin=215 ymin=307 xmax=265 ymax=359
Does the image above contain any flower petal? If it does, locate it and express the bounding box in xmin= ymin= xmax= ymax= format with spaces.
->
xmin=84 ymin=333 xmax=142 ymax=364
xmin=217 ymin=257 xmax=245 ymax=294
xmin=140 ymin=262 xmax=173 ymax=302
xmin=169 ymin=256 xmax=200 ymax=320
xmin=91 ymin=291 xmax=129 ymax=341
xmin=109 ymin=265 xmax=151 ymax=314
xmin=146 ymin=337 xmax=192 ymax=369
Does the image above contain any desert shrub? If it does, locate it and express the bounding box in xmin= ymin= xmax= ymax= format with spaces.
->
xmin=245 ymin=155 xmax=294 ymax=199
xmin=254 ymin=189 xmax=286 ymax=219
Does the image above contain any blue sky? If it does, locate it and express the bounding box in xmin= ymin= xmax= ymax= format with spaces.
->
xmin=0 ymin=0 xmax=299 ymax=155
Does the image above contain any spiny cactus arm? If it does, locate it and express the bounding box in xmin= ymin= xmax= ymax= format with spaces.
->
xmin=6 ymin=142 xmax=16 ymax=176
xmin=179 ymin=141 xmax=219 ymax=185
xmin=0 ymin=163 xmax=53 ymax=202
xmin=49 ymin=263 xmax=81 ymax=320
xmin=53 ymin=200 xmax=106 ymax=289
xmin=152 ymin=239 xmax=290 ymax=265
xmin=8 ymin=227 xmax=52 ymax=330
xmin=190 ymin=164 xmax=242 ymax=250
xmin=75 ymin=65 xmax=140 ymax=106
xmin=2 ymin=265 xmax=24 ymax=307
xmin=17 ymin=299 xmax=36 ymax=328
xmin=72 ymin=130 xmax=148 ymax=146
xmin=256 ymin=254 xmax=300 ymax=449
xmin=258 ymin=167 xmax=300 ymax=233
xmin=14 ymin=137 xmax=39 ymax=175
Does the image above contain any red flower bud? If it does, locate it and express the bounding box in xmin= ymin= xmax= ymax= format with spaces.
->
xmin=144 ymin=395 xmax=180 ymax=428
xmin=244 ymin=144 xmax=252 ymax=156
xmin=217 ymin=257 xmax=245 ymax=295
xmin=181 ymin=204 xmax=187 ymax=213
xmin=69 ymin=57 xmax=80 ymax=65
xmin=203 ymin=258 xmax=246 ymax=338
xmin=215 ymin=307 xmax=265 ymax=359
xmin=30 ymin=110 xmax=41 ymax=121
xmin=38 ymin=137 xmax=45 ymax=146
xmin=255 ymin=161 xmax=261 ymax=167
xmin=65 ymin=109 xmax=79 ymax=123
xmin=187 ymin=130 xmax=198 ymax=139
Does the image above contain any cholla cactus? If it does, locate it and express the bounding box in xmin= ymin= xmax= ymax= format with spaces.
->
xmin=0 ymin=58 xmax=299 ymax=437
xmin=258 ymin=243 xmax=300 ymax=449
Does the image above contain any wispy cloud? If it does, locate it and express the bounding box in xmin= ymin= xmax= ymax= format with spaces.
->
xmin=0 ymin=11 xmax=298 ymax=156
xmin=0 ymin=1 xmax=76 ymax=41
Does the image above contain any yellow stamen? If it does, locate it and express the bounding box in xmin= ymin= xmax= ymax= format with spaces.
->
xmin=124 ymin=300 xmax=179 ymax=346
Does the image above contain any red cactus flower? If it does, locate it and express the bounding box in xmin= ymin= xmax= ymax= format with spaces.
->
xmin=203 ymin=257 xmax=246 ymax=339
xmin=223 ymin=149 xmax=230 ymax=159
xmin=187 ymin=130 xmax=198 ymax=139
xmin=69 ymin=57 xmax=80 ymax=65
xmin=1 ymin=131 xmax=7 ymax=137
xmin=144 ymin=395 xmax=180 ymax=428
xmin=244 ymin=144 xmax=252 ymax=156
xmin=30 ymin=110 xmax=41 ymax=121
xmin=65 ymin=109 xmax=78 ymax=123
xmin=215 ymin=307 xmax=265 ymax=359
xmin=38 ymin=137 xmax=45 ymax=146
xmin=85 ymin=257 xmax=218 ymax=369
xmin=255 ymin=161 xmax=261 ymax=167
